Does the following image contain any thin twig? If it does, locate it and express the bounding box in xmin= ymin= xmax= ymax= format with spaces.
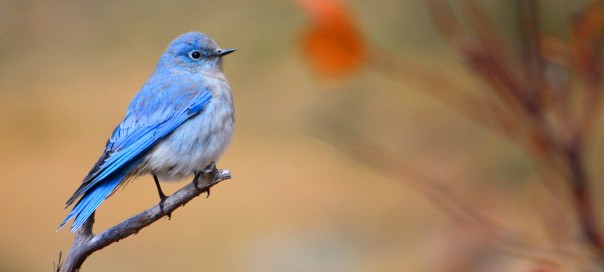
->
xmin=517 ymin=0 xmax=544 ymax=110
xmin=60 ymin=169 xmax=232 ymax=272
xmin=423 ymin=0 xmax=547 ymax=148
xmin=367 ymin=49 xmax=507 ymax=135
xmin=53 ymin=251 xmax=63 ymax=272
xmin=565 ymin=142 xmax=604 ymax=257
xmin=320 ymin=130 xmax=595 ymax=270
xmin=572 ymin=1 xmax=604 ymax=145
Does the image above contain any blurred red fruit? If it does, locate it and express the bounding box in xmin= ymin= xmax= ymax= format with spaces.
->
xmin=298 ymin=0 xmax=366 ymax=78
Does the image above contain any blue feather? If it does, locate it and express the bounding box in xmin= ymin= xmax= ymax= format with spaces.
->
xmin=60 ymin=91 xmax=212 ymax=231
xmin=59 ymin=171 xmax=128 ymax=232
xmin=60 ymin=31 xmax=234 ymax=233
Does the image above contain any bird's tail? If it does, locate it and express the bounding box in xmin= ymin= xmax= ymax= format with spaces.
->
xmin=58 ymin=173 xmax=126 ymax=232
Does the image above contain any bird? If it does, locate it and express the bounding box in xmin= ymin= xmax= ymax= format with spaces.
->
xmin=59 ymin=32 xmax=236 ymax=232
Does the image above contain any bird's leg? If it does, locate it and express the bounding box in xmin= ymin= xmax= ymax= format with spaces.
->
xmin=153 ymin=174 xmax=171 ymax=219
xmin=193 ymin=162 xmax=217 ymax=198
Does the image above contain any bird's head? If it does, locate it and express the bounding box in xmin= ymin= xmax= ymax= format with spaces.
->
xmin=159 ymin=32 xmax=235 ymax=73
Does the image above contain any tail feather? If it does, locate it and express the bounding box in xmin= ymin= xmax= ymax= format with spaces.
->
xmin=58 ymin=173 xmax=126 ymax=232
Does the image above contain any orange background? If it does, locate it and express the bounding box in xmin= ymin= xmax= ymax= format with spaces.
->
xmin=0 ymin=0 xmax=599 ymax=271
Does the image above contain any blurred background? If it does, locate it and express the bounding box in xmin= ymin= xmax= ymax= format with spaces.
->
xmin=1 ymin=0 xmax=603 ymax=271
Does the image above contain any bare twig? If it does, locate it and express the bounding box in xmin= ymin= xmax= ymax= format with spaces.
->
xmin=53 ymin=251 xmax=63 ymax=272
xmin=300 ymin=0 xmax=604 ymax=268
xmin=367 ymin=49 xmax=509 ymax=135
xmin=60 ymin=169 xmax=232 ymax=272
xmin=311 ymin=119 xmax=594 ymax=269
xmin=572 ymin=1 xmax=604 ymax=145
xmin=517 ymin=0 xmax=544 ymax=109
xmin=565 ymin=141 xmax=604 ymax=257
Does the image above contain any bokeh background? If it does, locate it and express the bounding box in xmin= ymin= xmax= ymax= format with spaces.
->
xmin=0 ymin=0 xmax=602 ymax=271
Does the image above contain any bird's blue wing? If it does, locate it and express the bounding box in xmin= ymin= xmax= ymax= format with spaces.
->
xmin=64 ymin=90 xmax=212 ymax=206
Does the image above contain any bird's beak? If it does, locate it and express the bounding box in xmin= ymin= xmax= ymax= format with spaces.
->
xmin=216 ymin=48 xmax=236 ymax=57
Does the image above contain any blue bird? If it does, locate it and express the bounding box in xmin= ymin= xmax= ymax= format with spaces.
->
xmin=59 ymin=32 xmax=235 ymax=232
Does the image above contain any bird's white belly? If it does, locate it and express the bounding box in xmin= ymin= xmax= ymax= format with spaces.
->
xmin=141 ymin=97 xmax=234 ymax=182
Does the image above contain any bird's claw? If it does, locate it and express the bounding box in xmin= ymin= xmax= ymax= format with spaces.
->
xmin=153 ymin=174 xmax=172 ymax=219
xmin=193 ymin=162 xmax=217 ymax=198
xmin=159 ymin=196 xmax=171 ymax=219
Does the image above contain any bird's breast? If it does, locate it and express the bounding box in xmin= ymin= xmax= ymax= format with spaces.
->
xmin=141 ymin=78 xmax=234 ymax=182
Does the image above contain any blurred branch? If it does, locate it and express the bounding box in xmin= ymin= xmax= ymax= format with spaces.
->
xmin=517 ymin=0 xmax=544 ymax=109
xmin=367 ymin=49 xmax=512 ymax=136
xmin=426 ymin=0 xmax=529 ymax=116
xmin=572 ymin=1 xmax=604 ymax=145
xmin=315 ymin=124 xmax=594 ymax=270
xmin=299 ymin=0 xmax=604 ymax=269
xmin=422 ymin=1 xmax=563 ymax=168
xmin=564 ymin=142 xmax=604 ymax=254
xmin=59 ymin=169 xmax=232 ymax=272
xmin=374 ymin=0 xmax=604 ymax=266
xmin=430 ymin=0 xmax=604 ymax=264
xmin=367 ymin=48 xmax=557 ymax=169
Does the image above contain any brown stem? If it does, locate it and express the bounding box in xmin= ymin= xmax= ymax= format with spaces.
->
xmin=60 ymin=169 xmax=232 ymax=272
xmin=566 ymin=143 xmax=604 ymax=257
xmin=517 ymin=0 xmax=544 ymax=110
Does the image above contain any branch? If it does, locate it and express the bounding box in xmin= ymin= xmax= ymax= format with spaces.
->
xmin=344 ymin=143 xmax=587 ymax=268
xmin=516 ymin=0 xmax=544 ymax=109
xmin=565 ymin=143 xmax=604 ymax=256
xmin=310 ymin=118 xmax=594 ymax=269
xmin=60 ymin=168 xmax=232 ymax=272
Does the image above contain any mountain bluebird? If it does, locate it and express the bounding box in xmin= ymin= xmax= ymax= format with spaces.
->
xmin=59 ymin=32 xmax=235 ymax=232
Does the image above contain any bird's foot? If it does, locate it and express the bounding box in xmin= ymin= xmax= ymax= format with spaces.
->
xmin=193 ymin=162 xmax=217 ymax=198
xmin=153 ymin=174 xmax=172 ymax=219
xmin=158 ymin=194 xmax=171 ymax=220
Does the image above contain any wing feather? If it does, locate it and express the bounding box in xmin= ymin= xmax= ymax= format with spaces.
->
xmin=65 ymin=91 xmax=212 ymax=206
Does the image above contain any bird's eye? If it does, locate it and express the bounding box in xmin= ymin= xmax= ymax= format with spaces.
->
xmin=189 ymin=50 xmax=202 ymax=60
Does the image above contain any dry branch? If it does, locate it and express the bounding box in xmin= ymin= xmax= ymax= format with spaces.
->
xmin=338 ymin=137 xmax=592 ymax=269
xmin=59 ymin=168 xmax=232 ymax=272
